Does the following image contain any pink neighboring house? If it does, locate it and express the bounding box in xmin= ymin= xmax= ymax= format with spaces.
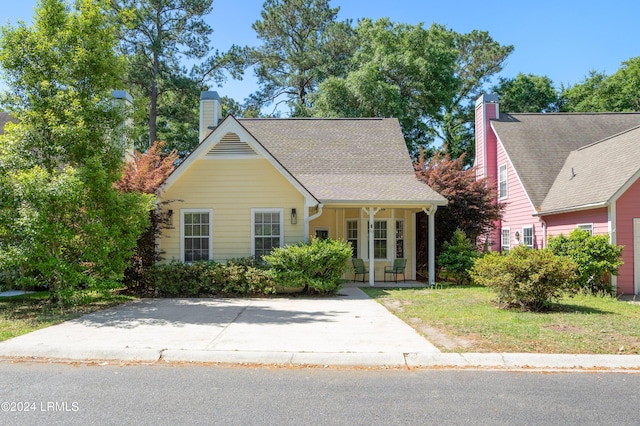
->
xmin=475 ymin=94 xmax=640 ymax=295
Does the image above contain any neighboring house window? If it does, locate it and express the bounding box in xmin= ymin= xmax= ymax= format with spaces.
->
xmin=522 ymin=226 xmax=534 ymax=248
xmin=252 ymin=208 xmax=283 ymax=258
xmin=374 ymin=220 xmax=387 ymax=259
xmin=396 ymin=220 xmax=405 ymax=258
xmin=181 ymin=209 xmax=212 ymax=262
xmin=498 ymin=164 xmax=508 ymax=199
xmin=576 ymin=224 xmax=593 ymax=235
xmin=501 ymin=228 xmax=510 ymax=253
xmin=315 ymin=228 xmax=329 ymax=240
xmin=346 ymin=220 xmax=358 ymax=258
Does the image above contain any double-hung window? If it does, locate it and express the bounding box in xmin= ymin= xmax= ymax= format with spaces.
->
xmin=181 ymin=209 xmax=212 ymax=262
xmin=522 ymin=226 xmax=534 ymax=248
xmin=501 ymin=228 xmax=510 ymax=253
xmin=576 ymin=224 xmax=593 ymax=235
xmin=252 ymin=209 xmax=283 ymax=258
xmin=373 ymin=220 xmax=387 ymax=259
xmin=498 ymin=164 xmax=508 ymax=199
xmin=346 ymin=220 xmax=358 ymax=258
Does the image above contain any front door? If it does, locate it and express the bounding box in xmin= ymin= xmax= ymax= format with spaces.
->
xmin=634 ymin=219 xmax=640 ymax=294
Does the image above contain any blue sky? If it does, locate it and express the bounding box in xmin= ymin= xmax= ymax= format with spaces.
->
xmin=2 ymin=0 xmax=639 ymax=106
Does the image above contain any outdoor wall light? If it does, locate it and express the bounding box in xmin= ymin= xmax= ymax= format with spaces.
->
xmin=514 ymin=230 xmax=520 ymax=242
xmin=291 ymin=208 xmax=297 ymax=224
xmin=167 ymin=209 xmax=174 ymax=226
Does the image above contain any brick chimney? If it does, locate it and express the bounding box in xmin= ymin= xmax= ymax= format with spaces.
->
xmin=199 ymin=91 xmax=222 ymax=142
xmin=474 ymin=94 xmax=499 ymax=182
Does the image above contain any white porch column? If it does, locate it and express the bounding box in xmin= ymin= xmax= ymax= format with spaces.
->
xmin=363 ymin=207 xmax=380 ymax=287
xmin=428 ymin=206 xmax=437 ymax=286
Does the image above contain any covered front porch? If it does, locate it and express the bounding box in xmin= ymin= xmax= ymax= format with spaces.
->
xmin=342 ymin=280 xmax=432 ymax=289
xmin=306 ymin=202 xmax=442 ymax=287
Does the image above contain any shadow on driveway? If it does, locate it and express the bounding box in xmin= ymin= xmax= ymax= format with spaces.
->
xmin=70 ymin=298 xmax=348 ymax=329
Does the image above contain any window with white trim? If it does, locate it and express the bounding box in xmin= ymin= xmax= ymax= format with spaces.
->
xmin=395 ymin=220 xmax=405 ymax=258
xmin=252 ymin=209 xmax=283 ymax=258
xmin=374 ymin=220 xmax=387 ymax=259
xmin=315 ymin=228 xmax=329 ymax=240
xmin=501 ymin=228 xmax=510 ymax=253
xmin=498 ymin=164 xmax=508 ymax=199
xmin=522 ymin=226 xmax=534 ymax=248
xmin=182 ymin=209 xmax=212 ymax=262
xmin=346 ymin=220 xmax=358 ymax=258
xmin=576 ymin=224 xmax=593 ymax=235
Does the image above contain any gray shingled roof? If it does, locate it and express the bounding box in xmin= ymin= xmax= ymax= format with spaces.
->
xmin=0 ymin=112 xmax=16 ymax=134
xmin=491 ymin=112 xmax=640 ymax=209
xmin=540 ymin=125 xmax=640 ymax=214
xmin=238 ymin=118 xmax=446 ymax=204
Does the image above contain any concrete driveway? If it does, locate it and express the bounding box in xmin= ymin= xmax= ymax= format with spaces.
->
xmin=0 ymin=286 xmax=440 ymax=366
xmin=4 ymin=286 xmax=640 ymax=370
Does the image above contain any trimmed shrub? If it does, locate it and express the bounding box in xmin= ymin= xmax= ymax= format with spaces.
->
xmin=470 ymin=246 xmax=578 ymax=311
xmin=263 ymin=238 xmax=352 ymax=294
xmin=437 ymin=229 xmax=480 ymax=284
xmin=151 ymin=259 xmax=276 ymax=297
xmin=547 ymin=229 xmax=623 ymax=294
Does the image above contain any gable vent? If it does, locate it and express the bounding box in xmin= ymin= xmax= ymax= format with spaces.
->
xmin=207 ymin=132 xmax=258 ymax=157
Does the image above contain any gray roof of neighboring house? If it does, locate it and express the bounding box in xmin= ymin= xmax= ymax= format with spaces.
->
xmin=238 ymin=117 xmax=447 ymax=204
xmin=491 ymin=112 xmax=640 ymax=209
xmin=539 ymin=125 xmax=640 ymax=214
xmin=0 ymin=112 xmax=16 ymax=134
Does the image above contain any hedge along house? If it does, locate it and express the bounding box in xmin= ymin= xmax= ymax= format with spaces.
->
xmin=476 ymin=94 xmax=640 ymax=295
xmin=157 ymin=92 xmax=448 ymax=286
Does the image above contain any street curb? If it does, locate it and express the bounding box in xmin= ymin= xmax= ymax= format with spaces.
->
xmin=3 ymin=350 xmax=640 ymax=371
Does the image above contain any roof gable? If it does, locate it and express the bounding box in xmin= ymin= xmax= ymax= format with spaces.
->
xmin=160 ymin=115 xmax=318 ymax=205
xmin=540 ymin=125 xmax=640 ymax=214
xmin=491 ymin=112 xmax=640 ymax=208
xmin=161 ymin=117 xmax=446 ymax=206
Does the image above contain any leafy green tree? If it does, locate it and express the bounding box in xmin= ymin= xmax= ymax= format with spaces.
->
xmin=441 ymin=30 xmax=513 ymax=163
xmin=492 ymin=73 xmax=559 ymax=113
xmin=313 ymin=22 xmax=511 ymax=158
xmin=313 ymin=18 xmax=458 ymax=154
xmin=561 ymin=57 xmax=640 ymax=112
xmin=547 ymin=229 xmax=623 ymax=294
xmin=113 ymin=0 xmax=240 ymax=153
xmin=249 ymin=0 xmax=356 ymax=115
xmin=0 ymin=0 xmax=152 ymax=303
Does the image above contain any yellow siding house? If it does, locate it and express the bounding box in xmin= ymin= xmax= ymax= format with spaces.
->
xmin=158 ymin=92 xmax=447 ymax=286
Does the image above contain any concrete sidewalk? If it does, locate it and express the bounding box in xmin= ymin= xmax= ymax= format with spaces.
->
xmin=1 ymin=286 xmax=639 ymax=371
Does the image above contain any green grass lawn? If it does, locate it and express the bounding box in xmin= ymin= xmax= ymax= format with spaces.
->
xmin=0 ymin=291 xmax=136 ymax=342
xmin=362 ymin=285 xmax=640 ymax=354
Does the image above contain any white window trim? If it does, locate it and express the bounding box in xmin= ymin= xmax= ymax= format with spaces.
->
xmin=180 ymin=208 xmax=213 ymax=262
xmin=373 ymin=220 xmax=388 ymax=260
xmin=364 ymin=219 xmax=393 ymax=261
xmin=498 ymin=163 xmax=508 ymax=200
xmin=501 ymin=227 xmax=510 ymax=252
xmin=345 ymin=219 xmax=359 ymax=258
xmin=314 ymin=226 xmax=329 ymax=239
xmin=576 ymin=223 xmax=594 ymax=235
xmin=522 ymin=225 xmax=534 ymax=248
xmin=251 ymin=208 xmax=284 ymax=257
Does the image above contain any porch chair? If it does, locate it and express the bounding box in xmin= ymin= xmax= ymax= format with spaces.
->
xmin=352 ymin=258 xmax=368 ymax=282
xmin=384 ymin=258 xmax=407 ymax=282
